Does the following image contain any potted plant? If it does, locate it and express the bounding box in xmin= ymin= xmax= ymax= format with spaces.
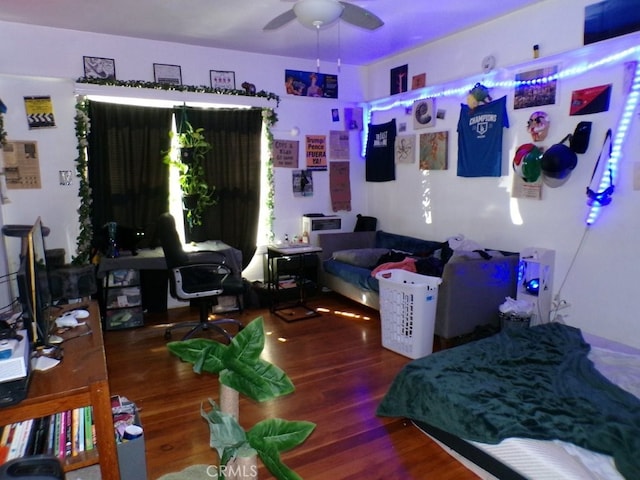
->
xmin=163 ymin=121 xmax=217 ymax=229
xmin=168 ymin=317 xmax=315 ymax=480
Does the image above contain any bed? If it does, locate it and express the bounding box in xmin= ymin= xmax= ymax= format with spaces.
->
xmin=376 ymin=323 xmax=640 ymax=480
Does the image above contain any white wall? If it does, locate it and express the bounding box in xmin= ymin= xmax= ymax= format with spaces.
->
xmin=2 ymin=0 xmax=639 ymax=348
xmin=0 ymin=21 xmax=369 ymax=291
xmin=363 ymin=0 xmax=640 ymax=347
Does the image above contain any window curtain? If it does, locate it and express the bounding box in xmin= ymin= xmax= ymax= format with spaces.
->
xmin=176 ymin=107 xmax=263 ymax=269
xmin=87 ymin=102 xmax=173 ymax=248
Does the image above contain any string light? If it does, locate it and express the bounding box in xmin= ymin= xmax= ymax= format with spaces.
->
xmin=586 ymin=59 xmax=640 ymax=225
xmin=361 ymin=43 xmax=640 ymax=163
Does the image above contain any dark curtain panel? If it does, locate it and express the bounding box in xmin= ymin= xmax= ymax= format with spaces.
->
xmin=88 ymin=102 xmax=173 ymax=248
xmin=176 ymin=108 xmax=262 ymax=269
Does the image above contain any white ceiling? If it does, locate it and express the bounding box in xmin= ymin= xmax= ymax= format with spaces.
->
xmin=0 ymin=0 xmax=544 ymax=66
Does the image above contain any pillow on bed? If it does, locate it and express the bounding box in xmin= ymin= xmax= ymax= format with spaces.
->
xmin=333 ymin=248 xmax=390 ymax=268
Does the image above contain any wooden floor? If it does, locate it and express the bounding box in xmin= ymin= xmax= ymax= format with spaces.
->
xmin=103 ymin=293 xmax=480 ymax=479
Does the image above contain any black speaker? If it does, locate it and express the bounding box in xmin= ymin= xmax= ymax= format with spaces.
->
xmin=0 ymin=455 xmax=64 ymax=480
xmin=570 ymin=121 xmax=592 ymax=154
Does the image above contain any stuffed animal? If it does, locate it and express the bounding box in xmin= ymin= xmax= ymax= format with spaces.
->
xmin=241 ymin=82 xmax=256 ymax=94
xmin=466 ymin=83 xmax=492 ymax=109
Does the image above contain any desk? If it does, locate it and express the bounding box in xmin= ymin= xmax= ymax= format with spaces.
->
xmin=96 ymin=241 xmax=242 ymax=316
xmin=1 ymin=302 xmax=120 ymax=479
xmin=96 ymin=241 xmax=242 ymax=278
xmin=266 ymin=244 xmax=322 ymax=322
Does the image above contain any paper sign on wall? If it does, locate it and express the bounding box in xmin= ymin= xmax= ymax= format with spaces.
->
xmin=273 ymin=139 xmax=299 ymax=168
xmin=305 ymin=135 xmax=327 ymax=171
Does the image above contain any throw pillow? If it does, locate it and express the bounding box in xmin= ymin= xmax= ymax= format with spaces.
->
xmin=333 ymin=248 xmax=390 ymax=268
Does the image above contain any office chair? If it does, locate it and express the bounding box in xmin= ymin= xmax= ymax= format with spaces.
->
xmin=156 ymin=213 xmax=244 ymax=341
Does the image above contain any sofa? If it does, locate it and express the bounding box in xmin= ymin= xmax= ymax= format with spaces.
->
xmin=318 ymin=230 xmax=519 ymax=343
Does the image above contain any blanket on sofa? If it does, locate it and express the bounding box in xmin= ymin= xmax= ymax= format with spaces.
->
xmin=376 ymin=323 xmax=640 ymax=480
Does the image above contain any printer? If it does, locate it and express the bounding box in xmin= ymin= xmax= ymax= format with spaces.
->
xmin=0 ymin=329 xmax=32 ymax=407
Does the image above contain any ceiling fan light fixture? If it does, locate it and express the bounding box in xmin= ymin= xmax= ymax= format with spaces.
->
xmin=293 ymin=0 xmax=344 ymax=29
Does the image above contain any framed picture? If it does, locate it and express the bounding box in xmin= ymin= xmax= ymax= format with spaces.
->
xmin=83 ymin=56 xmax=116 ymax=80
xmin=210 ymin=70 xmax=236 ymax=89
xmin=153 ymin=63 xmax=182 ymax=85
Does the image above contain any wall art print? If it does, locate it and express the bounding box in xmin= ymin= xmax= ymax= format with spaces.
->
xmin=285 ymin=69 xmax=338 ymax=98
xmin=419 ymin=131 xmax=448 ymax=170
xmin=514 ymin=65 xmax=558 ymax=109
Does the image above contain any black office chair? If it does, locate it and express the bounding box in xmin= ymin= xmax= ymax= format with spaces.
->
xmin=156 ymin=213 xmax=244 ymax=341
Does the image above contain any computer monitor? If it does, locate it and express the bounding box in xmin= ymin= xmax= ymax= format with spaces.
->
xmin=18 ymin=217 xmax=55 ymax=346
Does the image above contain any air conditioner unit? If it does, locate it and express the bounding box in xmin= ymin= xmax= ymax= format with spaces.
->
xmin=302 ymin=215 xmax=342 ymax=245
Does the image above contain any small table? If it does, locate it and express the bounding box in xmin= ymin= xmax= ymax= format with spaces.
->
xmin=266 ymin=244 xmax=322 ymax=322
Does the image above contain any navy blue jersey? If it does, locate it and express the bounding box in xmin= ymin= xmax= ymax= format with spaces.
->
xmin=457 ymin=96 xmax=509 ymax=177
xmin=366 ymin=119 xmax=396 ymax=182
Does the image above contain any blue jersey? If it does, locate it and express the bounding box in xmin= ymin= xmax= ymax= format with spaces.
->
xmin=457 ymin=96 xmax=509 ymax=177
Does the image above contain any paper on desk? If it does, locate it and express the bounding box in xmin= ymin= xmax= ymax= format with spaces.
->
xmin=33 ymin=355 xmax=60 ymax=371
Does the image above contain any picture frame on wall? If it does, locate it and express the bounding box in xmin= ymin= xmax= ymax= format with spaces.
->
xmin=83 ymin=56 xmax=116 ymax=80
xmin=210 ymin=70 xmax=236 ymax=90
xmin=153 ymin=63 xmax=182 ymax=85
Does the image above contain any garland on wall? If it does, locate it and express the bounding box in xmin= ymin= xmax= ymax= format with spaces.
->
xmin=76 ymin=77 xmax=281 ymax=106
xmin=71 ymin=95 xmax=279 ymax=261
xmin=262 ymin=108 xmax=278 ymax=243
xmin=72 ymin=97 xmax=93 ymax=266
xmin=0 ymin=112 xmax=6 ymax=147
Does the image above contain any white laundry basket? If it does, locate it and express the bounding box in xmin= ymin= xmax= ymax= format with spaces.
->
xmin=376 ymin=269 xmax=442 ymax=359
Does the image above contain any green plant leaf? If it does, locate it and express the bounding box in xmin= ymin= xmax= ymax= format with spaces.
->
xmin=167 ymin=338 xmax=226 ymax=374
xmin=255 ymin=445 xmax=302 ymax=480
xmin=223 ymin=317 xmax=265 ymax=364
xmin=247 ymin=418 xmax=315 ymax=453
xmin=219 ymin=358 xmax=294 ymax=402
xmin=201 ymin=400 xmax=248 ymax=462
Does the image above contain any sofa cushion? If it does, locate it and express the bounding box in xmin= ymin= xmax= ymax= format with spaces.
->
xmin=333 ymin=248 xmax=390 ymax=268
xmin=375 ymin=230 xmax=443 ymax=256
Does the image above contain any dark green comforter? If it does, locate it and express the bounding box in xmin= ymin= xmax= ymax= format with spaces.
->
xmin=376 ymin=323 xmax=640 ymax=479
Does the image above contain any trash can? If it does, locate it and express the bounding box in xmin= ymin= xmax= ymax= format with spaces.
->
xmin=498 ymin=297 xmax=533 ymax=331
xmin=375 ymin=269 xmax=442 ymax=359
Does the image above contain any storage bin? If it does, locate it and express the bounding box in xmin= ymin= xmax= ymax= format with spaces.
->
xmin=499 ymin=312 xmax=531 ymax=330
xmin=376 ymin=269 xmax=442 ymax=359
xmin=105 ymin=307 xmax=144 ymax=330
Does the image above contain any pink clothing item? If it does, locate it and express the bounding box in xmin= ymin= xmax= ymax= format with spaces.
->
xmin=371 ymin=257 xmax=417 ymax=277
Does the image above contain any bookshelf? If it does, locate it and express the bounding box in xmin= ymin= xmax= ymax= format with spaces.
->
xmin=0 ymin=301 xmax=119 ymax=479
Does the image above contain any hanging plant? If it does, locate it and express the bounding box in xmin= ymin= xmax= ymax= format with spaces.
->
xmin=72 ymin=97 xmax=94 ymax=265
xmin=163 ymin=121 xmax=217 ymax=228
xmin=262 ymin=108 xmax=278 ymax=243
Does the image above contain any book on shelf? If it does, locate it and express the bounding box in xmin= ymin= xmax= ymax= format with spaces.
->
xmin=0 ymin=406 xmax=97 ymax=466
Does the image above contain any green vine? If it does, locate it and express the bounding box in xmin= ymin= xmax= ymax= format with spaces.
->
xmin=71 ymin=97 xmax=93 ymax=265
xmin=76 ymin=77 xmax=280 ymax=106
xmin=0 ymin=112 xmax=7 ymax=147
xmin=262 ymin=108 xmax=278 ymax=243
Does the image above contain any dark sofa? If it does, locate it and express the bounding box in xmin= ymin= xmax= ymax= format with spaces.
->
xmin=318 ymin=230 xmax=519 ymax=342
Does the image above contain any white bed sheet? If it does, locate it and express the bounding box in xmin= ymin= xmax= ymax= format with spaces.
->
xmin=464 ymin=336 xmax=640 ymax=480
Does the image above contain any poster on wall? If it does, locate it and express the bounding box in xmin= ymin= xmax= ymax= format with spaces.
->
xmin=330 ymin=161 xmax=351 ymax=212
xmin=273 ymin=139 xmax=299 ymax=168
xmin=390 ymin=64 xmax=408 ymax=95
xmin=305 ymin=135 xmax=328 ymax=171
xmin=293 ymin=170 xmax=313 ymax=197
xmin=344 ymin=107 xmax=363 ymax=130
xmin=329 ymin=130 xmax=350 ymax=160
xmin=413 ymin=98 xmax=436 ymax=129
xmin=284 ymin=69 xmax=338 ymax=98
xmin=514 ymin=66 xmax=558 ymax=109
xmin=584 ymin=0 xmax=640 ymax=45
xmin=24 ymin=96 xmax=56 ymax=129
xmin=2 ymin=141 xmax=42 ymax=189
xmin=569 ymin=84 xmax=612 ymax=115
xmin=395 ymin=135 xmax=415 ymax=164
xmin=419 ymin=131 xmax=448 ymax=170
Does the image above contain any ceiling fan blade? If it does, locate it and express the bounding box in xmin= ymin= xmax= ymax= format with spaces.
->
xmin=263 ymin=9 xmax=297 ymax=31
xmin=339 ymin=2 xmax=384 ymax=30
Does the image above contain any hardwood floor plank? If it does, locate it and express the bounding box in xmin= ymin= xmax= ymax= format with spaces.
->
xmin=103 ymin=293 xmax=479 ymax=479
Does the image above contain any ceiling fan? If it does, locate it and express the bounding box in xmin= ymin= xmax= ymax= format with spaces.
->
xmin=263 ymin=0 xmax=384 ymax=31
